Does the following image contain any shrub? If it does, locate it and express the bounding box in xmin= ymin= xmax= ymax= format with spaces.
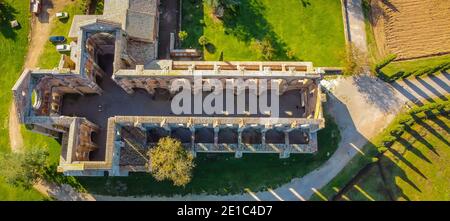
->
xmin=178 ymin=31 xmax=188 ymax=42
xmin=198 ymin=35 xmax=209 ymax=46
xmin=374 ymin=54 xmax=397 ymax=71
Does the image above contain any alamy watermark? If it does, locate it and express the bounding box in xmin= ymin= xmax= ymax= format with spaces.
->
xmin=170 ymin=75 xmax=281 ymax=118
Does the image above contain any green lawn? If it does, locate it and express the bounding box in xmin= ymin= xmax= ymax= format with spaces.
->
xmin=37 ymin=0 xmax=84 ymax=68
xmin=0 ymin=0 xmax=47 ymax=201
xmin=182 ymin=0 xmax=345 ymax=66
xmin=311 ymin=97 xmax=450 ymax=201
xmin=343 ymin=115 xmax=450 ymax=201
xmin=380 ymin=54 xmax=450 ymax=80
xmin=77 ymin=114 xmax=340 ymax=196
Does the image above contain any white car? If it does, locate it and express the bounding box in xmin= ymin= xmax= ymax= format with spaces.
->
xmin=56 ymin=44 xmax=71 ymax=52
xmin=56 ymin=12 xmax=69 ymax=19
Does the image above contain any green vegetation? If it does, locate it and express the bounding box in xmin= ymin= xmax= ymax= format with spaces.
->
xmin=311 ymin=97 xmax=450 ymax=201
xmin=0 ymin=0 xmax=47 ymax=200
xmin=75 ymin=114 xmax=340 ymax=196
xmin=361 ymin=0 xmax=450 ymax=82
xmin=378 ymin=55 xmax=450 ymax=82
xmin=21 ymin=0 xmax=86 ymax=175
xmin=0 ymin=148 xmax=49 ymax=189
xmin=182 ymin=0 xmax=345 ymax=66
xmin=37 ymin=0 xmax=84 ymax=68
xmin=148 ymin=137 xmax=195 ymax=187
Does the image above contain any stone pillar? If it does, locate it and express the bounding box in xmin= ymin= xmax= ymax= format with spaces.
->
xmin=190 ymin=126 xmax=196 ymax=150
xmin=261 ymin=128 xmax=267 ymax=149
xmin=280 ymin=129 xmax=290 ymax=159
xmin=214 ymin=127 xmax=219 ymax=148
xmin=236 ymin=126 xmax=243 ymax=159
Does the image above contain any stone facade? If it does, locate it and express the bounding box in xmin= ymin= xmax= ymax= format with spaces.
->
xmin=12 ymin=1 xmax=326 ymax=177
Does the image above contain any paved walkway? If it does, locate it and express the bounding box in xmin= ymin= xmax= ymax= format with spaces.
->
xmin=344 ymin=0 xmax=368 ymax=53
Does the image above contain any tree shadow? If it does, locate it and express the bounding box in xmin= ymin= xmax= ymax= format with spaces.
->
xmin=404 ymin=125 xmax=439 ymax=156
xmin=300 ymin=0 xmax=311 ymax=8
xmin=429 ymin=72 xmax=450 ymax=94
xmin=412 ymin=114 xmax=450 ymax=147
xmin=37 ymin=0 xmax=53 ymax=23
xmin=0 ymin=2 xmax=19 ymax=39
xmin=180 ymin=0 xmax=204 ymax=50
xmin=221 ymin=0 xmax=289 ymax=60
xmin=415 ymin=77 xmax=448 ymax=101
xmin=396 ymin=136 xmax=432 ymax=163
xmin=403 ymin=78 xmax=436 ymax=103
xmin=205 ymin=43 xmax=216 ymax=54
xmin=381 ymin=0 xmax=399 ymax=12
xmin=391 ymin=81 xmax=425 ymax=106
xmin=353 ymin=75 xmax=403 ymax=113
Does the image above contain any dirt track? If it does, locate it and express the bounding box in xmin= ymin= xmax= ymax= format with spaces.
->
xmin=9 ymin=0 xmax=70 ymax=152
xmin=371 ymin=0 xmax=450 ymax=60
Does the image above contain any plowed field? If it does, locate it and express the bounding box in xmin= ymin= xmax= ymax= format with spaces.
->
xmin=371 ymin=0 xmax=450 ymax=60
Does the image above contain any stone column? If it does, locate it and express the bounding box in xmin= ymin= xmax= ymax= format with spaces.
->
xmin=214 ymin=126 xmax=219 ymax=148
xmin=261 ymin=128 xmax=267 ymax=149
xmin=235 ymin=127 xmax=243 ymax=158
xmin=280 ymin=129 xmax=291 ymax=159
xmin=190 ymin=126 xmax=196 ymax=157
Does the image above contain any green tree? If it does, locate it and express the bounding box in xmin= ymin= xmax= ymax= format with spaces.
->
xmin=251 ymin=37 xmax=275 ymax=61
xmin=178 ymin=30 xmax=188 ymax=42
xmin=0 ymin=148 xmax=49 ymax=189
xmin=147 ymin=137 xmax=195 ymax=187
xmin=204 ymin=0 xmax=240 ymax=18
xmin=198 ymin=35 xmax=209 ymax=46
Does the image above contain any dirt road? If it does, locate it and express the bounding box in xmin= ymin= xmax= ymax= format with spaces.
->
xmin=9 ymin=0 xmax=70 ymax=153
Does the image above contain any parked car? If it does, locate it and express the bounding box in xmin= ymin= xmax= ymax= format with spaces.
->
xmin=56 ymin=12 xmax=69 ymax=19
xmin=56 ymin=44 xmax=71 ymax=52
xmin=49 ymin=36 xmax=66 ymax=43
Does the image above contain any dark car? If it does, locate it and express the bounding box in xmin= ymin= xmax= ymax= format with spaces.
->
xmin=49 ymin=36 xmax=66 ymax=43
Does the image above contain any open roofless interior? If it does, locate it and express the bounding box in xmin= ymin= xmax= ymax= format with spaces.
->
xmin=12 ymin=0 xmax=325 ymax=176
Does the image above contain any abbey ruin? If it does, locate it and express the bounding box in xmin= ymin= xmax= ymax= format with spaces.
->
xmin=12 ymin=0 xmax=325 ymax=176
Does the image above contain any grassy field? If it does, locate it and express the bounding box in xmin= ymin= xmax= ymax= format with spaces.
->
xmin=379 ymin=54 xmax=450 ymax=79
xmin=310 ymin=97 xmax=450 ymax=201
xmin=0 ymin=0 xmax=47 ymax=201
xmin=343 ymin=114 xmax=449 ymax=201
xmin=76 ymin=115 xmax=340 ymax=196
xmin=181 ymin=0 xmax=345 ymax=66
xmin=37 ymin=0 xmax=84 ymax=68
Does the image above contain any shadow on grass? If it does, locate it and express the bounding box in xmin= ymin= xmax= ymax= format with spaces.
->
xmin=221 ymin=0 xmax=289 ymax=60
xmin=73 ymin=114 xmax=341 ymax=197
xmin=0 ymin=2 xmax=19 ymax=39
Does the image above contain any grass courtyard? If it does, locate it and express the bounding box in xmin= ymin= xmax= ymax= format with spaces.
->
xmin=181 ymin=0 xmax=346 ymax=67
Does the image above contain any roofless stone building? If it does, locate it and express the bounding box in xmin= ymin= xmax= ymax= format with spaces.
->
xmin=12 ymin=0 xmax=326 ymax=176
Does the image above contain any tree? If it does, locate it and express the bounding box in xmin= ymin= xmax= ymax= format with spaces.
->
xmin=198 ymin=35 xmax=209 ymax=46
xmin=251 ymin=37 xmax=275 ymax=61
xmin=341 ymin=43 xmax=368 ymax=75
xmin=147 ymin=137 xmax=195 ymax=186
xmin=204 ymin=0 xmax=240 ymax=19
xmin=0 ymin=148 xmax=49 ymax=189
xmin=178 ymin=30 xmax=188 ymax=42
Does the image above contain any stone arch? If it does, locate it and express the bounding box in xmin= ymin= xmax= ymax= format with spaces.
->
xmin=241 ymin=127 xmax=262 ymax=144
